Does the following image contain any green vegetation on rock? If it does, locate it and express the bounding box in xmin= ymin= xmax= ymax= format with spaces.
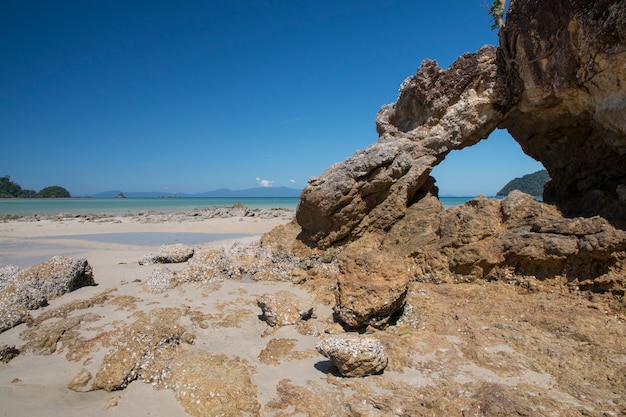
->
xmin=36 ymin=186 xmax=71 ymax=198
xmin=0 ymin=176 xmax=71 ymax=198
xmin=496 ymin=170 xmax=549 ymax=197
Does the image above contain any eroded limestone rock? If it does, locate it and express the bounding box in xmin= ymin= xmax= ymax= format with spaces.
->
xmin=502 ymin=0 xmax=626 ymax=226
xmin=292 ymin=0 xmax=626 ymax=314
xmin=334 ymin=239 xmax=410 ymax=328
xmin=257 ymin=290 xmax=314 ymax=327
xmin=144 ymin=265 xmax=175 ymax=293
xmin=138 ymin=243 xmax=194 ymax=265
xmin=0 ymin=256 xmax=95 ymax=333
xmin=297 ymin=45 xmax=509 ymax=248
xmin=316 ymin=335 xmax=388 ymax=377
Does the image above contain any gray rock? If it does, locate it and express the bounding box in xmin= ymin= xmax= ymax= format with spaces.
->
xmin=0 ymin=256 xmax=95 ymax=333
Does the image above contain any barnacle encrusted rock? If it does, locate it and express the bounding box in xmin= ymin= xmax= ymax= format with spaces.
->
xmin=92 ymin=308 xmax=187 ymax=391
xmin=144 ymin=265 xmax=176 ymax=293
xmin=316 ymin=335 xmax=388 ymax=377
xmin=138 ymin=243 xmax=194 ymax=265
xmin=0 ymin=256 xmax=94 ymax=333
xmin=257 ymin=290 xmax=314 ymax=327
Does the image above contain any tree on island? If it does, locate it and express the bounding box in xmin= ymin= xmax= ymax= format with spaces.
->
xmin=496 ymin=170 xmax=550 ymax=197
xmin=0 ymin=176 xmax=71 ymax=198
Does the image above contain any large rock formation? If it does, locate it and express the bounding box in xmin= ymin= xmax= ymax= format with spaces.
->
xmin=297 ymin=45 xmax=510 ymax=249
xmin=293 ymin=0 xmax=626 ymax=322
xmin=501 ymin=0 xmax=626 ymax=227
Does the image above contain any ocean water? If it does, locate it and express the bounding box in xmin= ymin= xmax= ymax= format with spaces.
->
xmin=0 ymin=197 xmax=300 ymax=216
xmin=0 ymin=196 xmax=475 ymax=216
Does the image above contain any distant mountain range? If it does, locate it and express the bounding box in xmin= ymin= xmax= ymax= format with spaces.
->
xmin=91 ymin=186 xmax=302 ymax=198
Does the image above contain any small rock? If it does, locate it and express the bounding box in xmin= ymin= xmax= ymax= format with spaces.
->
xmin=315 ymin=335 xmax=388 ymax=377
xmin=257 ymin=290 xmax=314 ymax=327
xmin=0 ymin=345 xmax=20 ymax=363
xmin=144 ymin=265 xmax=175 ymax=293
xmin=68 ymin=368 xmax=93 ymax=392
xmin=138 ymin=244 xmax=194 ymax=265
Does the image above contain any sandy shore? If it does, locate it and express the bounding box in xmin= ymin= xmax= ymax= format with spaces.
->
xmin=0 ymin=213 xmax=334 ymax=416
xmin=0 ymin=215 xmax=290 ymax=268
xmin=2 ymin=213 xmax=625 ymax=416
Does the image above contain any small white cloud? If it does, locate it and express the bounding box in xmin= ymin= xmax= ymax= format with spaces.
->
xmin=289 ymin=179 xmax=296 ymax=184
xmin=256 ymin=177 xmax=274 ymax=188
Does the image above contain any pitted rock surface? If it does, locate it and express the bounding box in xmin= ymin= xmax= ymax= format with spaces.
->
xmin=138 ymin=243 xmax=194 ymax=265
xmin=316 ymin=335 xmax=388 ymax=377
xmin=257 ymin=290 xmax=314 ymax=327
xmin=297 ymin=45 xmax=509 ymax=248
xmin=0 ymin=256 xmax=94 ymax=333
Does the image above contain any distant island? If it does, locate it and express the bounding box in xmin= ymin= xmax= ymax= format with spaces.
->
xmin=0 ymin=176 xmax=71 ymax=198
xmin=497 ymin=170 xmax=550 ymax=197
xmin=92 ymin=186 xmax=302 ymax=198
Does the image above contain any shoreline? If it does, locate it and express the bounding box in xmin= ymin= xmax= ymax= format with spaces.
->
xmin=0 ymin=209 xmax=293 ymax=268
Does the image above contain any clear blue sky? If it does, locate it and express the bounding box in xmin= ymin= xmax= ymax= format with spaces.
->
xmin=1 ymin=0 xmax=543 ymax=197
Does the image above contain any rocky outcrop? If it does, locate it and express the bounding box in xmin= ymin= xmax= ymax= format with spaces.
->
xmin=291 ymin=0 xmax=626 ymax=327
xmin=384 ymin=191 xmax=626 ymax=286
xmin=298 ymin=0 xmax=626 ymax=246
xmin=316 ymin=335 xmax=388 ymax=377
xmin=144 ymin=265 xmax=176 ymax=293
xmin=0 ymin=256 xmax=95 ymax=333
xmin=501 ymin=0 xmax=626 ymax=226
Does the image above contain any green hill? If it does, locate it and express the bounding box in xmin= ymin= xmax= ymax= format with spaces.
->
xmin=496 ymin=170 xmax=549 ymax=197
xmin=0 ymin=176 xmax=71 ymax=198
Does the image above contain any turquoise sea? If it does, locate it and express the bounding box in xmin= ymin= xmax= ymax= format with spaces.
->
xmin=0 ymin=196 xmax=475 ymax=216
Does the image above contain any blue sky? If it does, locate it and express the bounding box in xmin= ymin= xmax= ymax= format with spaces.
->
xmin=1 ymin=0 xmax=543 ymax=197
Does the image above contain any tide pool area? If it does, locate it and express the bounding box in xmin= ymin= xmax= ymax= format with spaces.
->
xmin=0 ymin=196 xmax=476 ymax=216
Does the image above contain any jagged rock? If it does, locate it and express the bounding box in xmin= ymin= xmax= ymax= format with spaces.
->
xmin=293 ymin=0 xmax=626 ymax=309
xmin=256 ymin=290 xmax=314 ymax=327
xmin=383 ymin=191 xmax=626 ymax=289
xmin=0 ymin=256 xmax=95 ymax=333
xmin=175 ymin=250 xmax=228 ymax=283
xmin=138 ymin=243 xmax=194 ymax=265
xmin=315 ymin=335 xmax=388 ymax=377
xmin=297 ymin=45 xmax=510 ymax=248
xmin=334 ymin=239 xmax=410 ymax=328
xmin=501 ymin=0 xmax=626 ymax=227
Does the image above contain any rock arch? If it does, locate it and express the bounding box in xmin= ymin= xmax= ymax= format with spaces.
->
xmin=296 ymin=0 xmax=626 ymax=249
